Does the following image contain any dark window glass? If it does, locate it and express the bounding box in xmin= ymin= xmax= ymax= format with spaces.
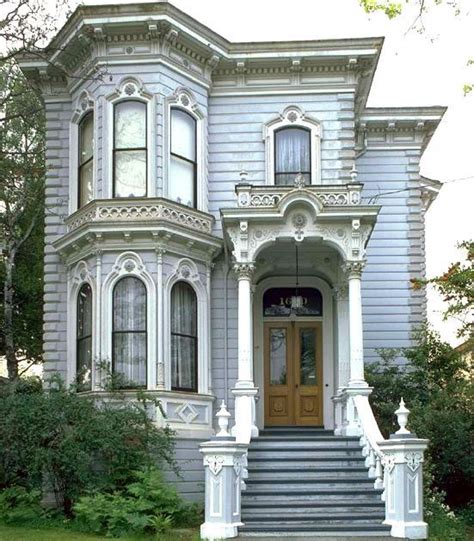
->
xmin=275 ymin=127 xmax=311 ymax=185
xmin=169 ymin=109 xmax=197 ymax=208
xmin=263 ymin=287 xmax=323 ymax=317
xmin=112 ymin=277 xmax=147 ymax=387
xmin=171 ymin=281 xmax=198 ymax=392
xmin=113 ymin=101 xmax=147 ymax=198
xmin=78 ymin=112 xmax=94 ymax=207
xmin=77 ymin=283 xmax=93 ymax=390
xmin=300 ymin=328 xmax=317 ymax=385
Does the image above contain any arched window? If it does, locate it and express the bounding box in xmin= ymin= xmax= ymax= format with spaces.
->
xmin=78 ymin=112 xmax=94 ymax=207
xmin=112 ymin=277 xmax=147 ymax=387
xmin=113 ymin=101 xmax=147 ymax=198
xmin=274 ymin=127 xmax=311 ymax=185
xmin=169 ymin=108 xmax=197 ymax=208
xmin=77 ymin=283 xmax=93 ymax=390
xmin=171 ymin=281 xmax=198 ymax=392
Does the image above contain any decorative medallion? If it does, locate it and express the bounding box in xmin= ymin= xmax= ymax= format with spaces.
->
xmin=383 ymin=455 xmax=396 ymax=474
xmin=176 ymin=402 xmax=199 ymax=424
xmin=125 ymin=46 xmax=134 ymax=55
xmin=180 ymin=94 xmax=190 ymax=107
xmin=205 ymin=455 xmax=224 ymax=477
xmin=124 ymin=259 xmax=136 ymax=272
xmin=294 ymin=173 xmax=307 ymax=189
xmin=124 ymin=83 xmax=136 ymax=96
xmin=287 ymin=111 xmax=298 ymax=122
xmin=406 ymin=452 xmax=422 ymax=472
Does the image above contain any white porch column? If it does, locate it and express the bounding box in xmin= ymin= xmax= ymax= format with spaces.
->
xmin=347 ymin=261 xmax=367 ymax=388
xmin=231 ymin=262 xmax=258 ymax=443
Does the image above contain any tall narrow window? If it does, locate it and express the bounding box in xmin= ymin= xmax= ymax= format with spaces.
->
xmin=275 ymin=127 xmax=311 ymax=185
xmin=112 ymin=277 xmax=147 ymax=387
xmin=78 ymin=112 xmax=94 ymax=207
xmin=113 ymin=101 xmax=147 ymax=198
xmin=169 ymin=109 xmax=196 ymax=208
xmin=77 ymin=283 xmax=93 ymax=390
xmin=171 ymin=282 xmax=198 ymax=392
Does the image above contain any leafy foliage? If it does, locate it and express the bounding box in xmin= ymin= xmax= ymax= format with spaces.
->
xmin=0 ymin=486 xmax=44 ymax=524
xmin=73 ymin=468 xmax=201 ymax=538
xmin=0 ymin=378 xmax=176 ymax=516
xmin=366 ymin=329 xmax=474 ymax=507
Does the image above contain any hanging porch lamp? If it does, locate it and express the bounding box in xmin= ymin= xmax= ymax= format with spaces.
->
xmin=290 ymin=242 xmax=304 ymax=311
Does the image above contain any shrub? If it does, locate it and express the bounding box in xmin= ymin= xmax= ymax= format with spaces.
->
xmin=0 ymin=377 xmax=176 ymax=516
xmin=366 ymin=328 xmax=474 ymax=509
xmin=73 ymin=467 xmax=201 ymax=537
xmin=0 ymin=486 xmax=44 ymax=524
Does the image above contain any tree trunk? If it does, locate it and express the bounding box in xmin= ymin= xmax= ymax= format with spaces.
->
xmin=4 ymin=248 xmax=18 ymax=380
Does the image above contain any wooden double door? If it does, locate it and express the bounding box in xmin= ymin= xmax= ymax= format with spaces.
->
xmin=264 ymin=321 xmax=323 ymax=426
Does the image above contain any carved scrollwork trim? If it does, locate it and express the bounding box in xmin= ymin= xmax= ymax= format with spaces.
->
xmin=205 ymin=455 xmax=224 ymax=477
xmin=233 ymin=263 xmax=255 ymax=280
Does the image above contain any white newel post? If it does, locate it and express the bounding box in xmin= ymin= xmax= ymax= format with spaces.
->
xmin=379 ymin=400 xmax=429 ymax=539
xmin=200 ymin=402 xmax=248 ymax=540
xmin=231 ymin=263 xmax=258 ymax=443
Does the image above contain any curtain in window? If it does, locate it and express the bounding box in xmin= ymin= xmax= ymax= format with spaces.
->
xmin=112 ymin=277 xmax=147 ymax=387
xmin=113 ymin=101 xmax=147 ymax=198
xmin=171 ymin=281 xmax=197 ymax=392
xmin=275 ymin=127 xmax=311 ymax=185
xmin=78 ymin=113 xmax=94 ymax=207
xmin=77 ymin=283 xmax=93 ymax=390
xmin=169 ymin=109 xmax=196 ymax=208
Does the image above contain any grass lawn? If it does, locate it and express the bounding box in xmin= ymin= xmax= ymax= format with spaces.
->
xmin=0 ymin=524 xmax=200 ymax=541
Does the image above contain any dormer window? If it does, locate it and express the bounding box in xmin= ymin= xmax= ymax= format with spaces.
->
xmin=169 ymin=108 xmax=197 ymax=208
xmin=113 ymin=101 xmax=147 ymax=198
xmin=78 ymin=112 xmax=94 ymax=207
xmin=275 ymin=127 xmax=311 ymax=185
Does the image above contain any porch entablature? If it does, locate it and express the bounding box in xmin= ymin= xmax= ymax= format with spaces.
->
xmin=222 ymin=182 xmax=380 ymax=264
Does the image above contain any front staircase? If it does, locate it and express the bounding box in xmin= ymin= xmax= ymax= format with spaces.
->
xmin=239 ymin=427 xmax=392 ymax=538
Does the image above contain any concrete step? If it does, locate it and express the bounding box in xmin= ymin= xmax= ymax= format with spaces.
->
xmin=244 ymin=488 xmax=384 ymax=503
xmin=239 ymin=523 xmax=392 ymax=534
xmin=246 ymin=478 xmax=376 ymax=490
xmin=242 ymin=501 xmax=385 ymax=512
xmin=247 ymin=457 xmax=367 ymax=468
xmin=250 ymin=439 xmax=361 ymax=449
xmin=248 ymin=449 xmax=364 ymax=460
xmin=242 ymin=514 xmax=386 ymax=525
xmin=248 ymin=467 xmax=369 ymax=480
xmin=239 ymin=535 xmax=392 ymax=539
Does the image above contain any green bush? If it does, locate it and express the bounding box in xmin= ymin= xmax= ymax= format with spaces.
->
xmin=366 ymin=328 xmax=473 ymax=509
xmin=73 ymin=468 xmax=201 ymax=537
xmin=0 ymin=377 xmax=176 ymax=516
xmin=0 ymin=486 xmax=44 ymax=524
xmin=425 ymin=488 xmax=470 ymax=541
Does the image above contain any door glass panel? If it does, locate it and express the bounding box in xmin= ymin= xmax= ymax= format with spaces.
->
xmin=300 ymin=328 xmax=317 ymax=386
xmin=270 ymin=328 xmax=287 ymax=385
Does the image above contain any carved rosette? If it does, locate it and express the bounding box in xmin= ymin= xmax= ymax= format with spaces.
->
xmin=205 ymin=455 xmax=225 ymax=477
xmin=233 ymin=263 xmax=255 ymax=281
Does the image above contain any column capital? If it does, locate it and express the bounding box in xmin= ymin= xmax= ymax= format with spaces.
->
xmin=233 ymin=262 xmax=255 ymax=280
xmin=343 ymin=260 xmax=366 ymax=279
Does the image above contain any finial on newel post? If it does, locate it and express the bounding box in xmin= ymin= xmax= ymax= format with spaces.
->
xmin=395 ymin=397 xmax=410 ymax=435
xmin=216 ymin=400 xmax=231 ymax=438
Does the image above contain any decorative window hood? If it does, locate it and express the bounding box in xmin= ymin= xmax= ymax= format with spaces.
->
xmin=54 ymin=197 xmax=222 ymax=264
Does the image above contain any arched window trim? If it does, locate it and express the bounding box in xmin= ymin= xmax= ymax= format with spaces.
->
xmin=274 ymin=125 xmax=312 ymax=186
xmin=67 ymin=260 xmax=96 ymax=389
xmin=263 ymin=105 xmax=323 ymax=186
xmin=170 ymin=281 xmax=198 ymax=392
xmin=76 ymin=282 xmax=93 ymax=390
xmin=105 ymin=78 xmax=155 ymax=200
xmin=70 ymin=91 xmax=96 ymax=214
xmin=112 ymin=276 xmax=147 ymax=388
xmin=102 ymin=252 xmax=157 ymax=390
xmin=164 ymin=88 xmax=206 ymax=212
xmin=164 ymin=258 xmax=209 ymax=394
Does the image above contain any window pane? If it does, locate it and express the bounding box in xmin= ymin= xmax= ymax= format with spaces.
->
xmin=113 ymin=277 xmax=146 ymax=332
xmin=114 ymin=101 xmax=146 ymax=149
xmin=275 ymin=172 xmax=310 ymax=186
xmin=275 ymin=128 xmax=310 ymax=185
xmin=79 ymin=160 xmax=94 ymax=207
xmin=79 ymin=113 xmax=94 ymax=164
xmin=77 ymin=337 xmax=92 ymax=390
xmin=300 ymin=328 xmax=317 ymax=386
xmin=77 ymin=284 xmax=93 ymax=338
xmin=169 ymin=155 xmax=195 ymax=207
xmin=77 ymin=283 xmax=92 ymax=391
xmin=171 ymin=109 xmax=196 ymax=161
xmin=270 ymin=328 xmax=287 ymax=385
xmin=114 ymin=150 xmax=147 ymax=197
xmin=171 ymin=282 xmax=197 ymax=336
xmin=171 ymin=335 xmax=197 ymax=391
xmin=113 ymin=332 xmax=146 ymax=387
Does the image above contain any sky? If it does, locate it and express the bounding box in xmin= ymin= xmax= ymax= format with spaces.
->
xmin=31 ymin=0 xmax=474 ymax=344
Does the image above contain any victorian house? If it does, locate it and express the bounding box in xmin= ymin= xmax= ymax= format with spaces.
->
xmin=20 ymin=1 xmax=444 ymax=538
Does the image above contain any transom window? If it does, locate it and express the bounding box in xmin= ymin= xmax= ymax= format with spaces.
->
xmin=169 ymin=108 xmax=197 ymax=208
xmin=113 ymin=101 xmax=147 ymax=198
xmin=112 ymin=276 xmax=147 ymax=388
xmin=275 ymin=127 xmax=311 ymax=185
xmin=171 ymin=281 xmax=198 ymax=392
xmin=78 ymin=112 xmax=94 ymax=207
xmin=77 ymin=283 xmax=93 ymax=390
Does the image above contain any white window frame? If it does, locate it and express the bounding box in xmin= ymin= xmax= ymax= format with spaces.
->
xmin=164 ymin=258 xmax=209 ymax=394
xmin=101 ymin=252 xmax=157 ymax=390
xmin=263 ymin=105 xmax=323 ymax=186
xmin=69 ymin=91 xmax=96 ymax=214
xmin=104 ymin=77 xmax=156 ymax=200
xmin=164 ymin=87 xmax=207 ymax=212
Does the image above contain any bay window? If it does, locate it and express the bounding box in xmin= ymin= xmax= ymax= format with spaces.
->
xmin=169 ymin=108 xmax=197 ymax=208
xmin=171 ymin=281 xmax=198 ymax=392
xmin=112 ymin=276 xmax=147 ymax=387
xmin=113 ymin=101 xmax=147 ymax=198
